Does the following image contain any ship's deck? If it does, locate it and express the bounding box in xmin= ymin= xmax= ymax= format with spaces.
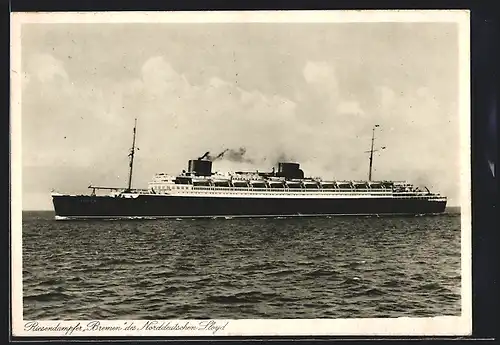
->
xmin=147 ymin=186 xmax=446 ymax=201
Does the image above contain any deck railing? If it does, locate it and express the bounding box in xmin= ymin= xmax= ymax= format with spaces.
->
xmin=151 ymin=186 xmax=444 ymax=199
xmin=186 ymin=186 xmax=432 ymax=194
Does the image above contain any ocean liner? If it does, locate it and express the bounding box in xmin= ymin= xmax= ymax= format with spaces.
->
xmin=51 ymin=120 xmax=447 ymax=220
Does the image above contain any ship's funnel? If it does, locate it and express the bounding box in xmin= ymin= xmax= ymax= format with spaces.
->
xmin=277 ymin=162 xmax=304 ymax=179
xmin=188 ymin=159 xmax=212 ymax=176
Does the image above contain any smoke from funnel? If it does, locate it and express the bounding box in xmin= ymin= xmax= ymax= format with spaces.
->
xmin=209 ymin=147 xmax=254 ymax=163
xmin=214 ymin=149 xmax=229 ymax=160
xmin=271 ymin=151 xmax=297 ymax=166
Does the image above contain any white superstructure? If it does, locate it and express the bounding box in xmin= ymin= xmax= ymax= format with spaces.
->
xmin=146 ymin=171 xmax=446 ymax=201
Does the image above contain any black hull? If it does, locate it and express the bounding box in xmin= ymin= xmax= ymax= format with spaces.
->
xmin=52 ymin=194 xmax=447 ymax=219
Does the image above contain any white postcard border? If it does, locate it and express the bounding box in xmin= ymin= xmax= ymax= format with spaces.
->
xmin=11 ymin=10 xmax=471 ymax=337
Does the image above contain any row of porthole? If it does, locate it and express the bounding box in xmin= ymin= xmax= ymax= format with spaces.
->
xmin=169 ymin=192 xmax=437 ymax=199
xmin=172 ymin=191 xmax=398 ymax=197
xmin=153 ymin=190 xmax=437 ymax=199
xmin=171 ymin=189 xmax=393 ymax=194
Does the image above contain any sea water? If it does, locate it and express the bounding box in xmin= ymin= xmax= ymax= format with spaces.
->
xmin=22 ymin=211 xmax=461 ymax=319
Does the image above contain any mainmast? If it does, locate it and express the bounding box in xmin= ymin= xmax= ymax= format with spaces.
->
xmin=127 ymin=118 xmax=138 ymax=191
xmin=368 ymin=125 xmax=377 ymax=181
xmin=367 ymin=124 xmax=385 ymax=181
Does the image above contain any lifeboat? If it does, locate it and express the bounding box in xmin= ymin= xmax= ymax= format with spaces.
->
xmin=211 ymin=178 xmax=231 ymax=187
xmin=353 ymin=182 xmax=368 ymax=190
xmin=368 ymin=182 xmax=383 ymax=189
xmin=232 ymin=180 xmax=249 ymax=187
xmin=285 ymin=181 xmax=302 ymax=189
xmin=302 ymin=181 xmax=319 ymax=189
xmin=320 ymin=181 xmax=335 ymax=189
xmin=249 ymin=180 xmax=267 ymax=188
xmin=336 ymin=181 xmax=352 ymax=190
xmin=268 ymin=180 xmax=285 ymax=188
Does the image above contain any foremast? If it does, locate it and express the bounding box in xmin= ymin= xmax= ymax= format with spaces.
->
xmin=88 ymin=118 xmax=138 ymax=195
xmin=127 ymin=118 xmax=138 ymax=191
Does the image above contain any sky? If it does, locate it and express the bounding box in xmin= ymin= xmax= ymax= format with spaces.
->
xmin=20 ymin=22 xmax=461 ymax=210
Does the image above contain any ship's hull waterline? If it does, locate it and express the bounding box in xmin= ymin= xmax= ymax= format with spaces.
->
xmin=52 ymin=194 xmax=447 ymax=220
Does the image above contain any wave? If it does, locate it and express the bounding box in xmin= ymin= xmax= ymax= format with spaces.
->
xmin=359 ymin=287 xmax=386 ymax=297
xmin=303 ymin=269 xmax=340 ymax=278
xmin=205 ymin=291 xmax=279 ymax=304
xmin=149 ymin=270 xmax=176 ymax=278
xmin=419 ymin=282 xmax=443 ymax=291
xmin=237 ymin=262 xmax=276 ymax=272
xmin=340 ymin=277 xmax=363 ymax=286
xmin=156 ymin=285 xmax=187 ymax=294
xmin=381 ymin=279 xmax=404 ymax=288
xmin=23 ymin=212 xmax=462 ymax=319
xmin=266 ymin=269 xmax=298 ymax=277
xmin=36 ymin=278 xmax=63 ymax=286
xmin=98 ymin=258 xmax=134 ymax=266
xmin=24 ymin=291 xmax=71 ymax=302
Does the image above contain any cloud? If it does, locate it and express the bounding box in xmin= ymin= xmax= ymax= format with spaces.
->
xmin=372 ymin=83 xmax=459 ymax=203
xmin=22 ymin=53 xmax=459 ymax=207
xmin=337 ymin=101 xmax=364 ymax=115
xmin=377 ymin=85 xmax=396 ymax=109
xmin=302 ymin=60 xmax=339 ymax=99
xmin=130 ymin=58 xmax=376 ymax=181
xmin=130 ymin=57 xmax=299 ymax=169
xmin=28 ymin=53 xmax=68 ymax=83
xmin=300 ymin=61 xmax=366 ymax=118
xmin=303 ymin=61 xmax=333 ymax=84
xmin=23 ymin=147 xmax=95 ymax=168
